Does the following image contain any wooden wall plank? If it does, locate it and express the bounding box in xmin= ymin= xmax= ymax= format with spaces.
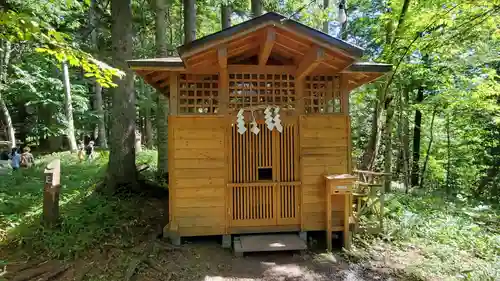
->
xmin=174 ymin=168 xmax=227 ymax=178
xmin=175 ymin=129 xmax=225 ymax=140
xmin=180 ymin=226 xmax=225 ymax=236
xmin=299 ymin=115 xmax=350 ymax=231
xmin=178 ymin=216 xmax=225 ymax=228
xmin=175 ymin=177 xmax=225 ymax=188
xmin=173 ymin=149 xmax=225 ymax=160
xmin=300 ymin=137 xmax=348 ymax=148
xmin=175 ymin=139 xmax=224 ymax=149
xmin=176 ymin=188 xmax=225 ymax=198
xmin=169 ymin=116 xmax=226 ymax=128
xmin=300 ymin=115 xmax=348 ymax=129
xmin=177 ymin=197 xmax=225 ymax=208
xmin=176 ymin=206 xmax=225 ymax=217
xmin=169 ymin=115 xmax=228 ymax=237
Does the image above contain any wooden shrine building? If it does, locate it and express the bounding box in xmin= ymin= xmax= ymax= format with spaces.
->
xmin=129 ymin=12 xmax=392 ymax=249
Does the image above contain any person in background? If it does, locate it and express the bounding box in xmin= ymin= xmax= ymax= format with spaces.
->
xmin=77 ymin=141 xmax=85 ymax=162
xmin=85 ymin=141 xmax=95 ymax=162
xmin=10 ymin=147 xmax=21 ymax=171
xmin=20 ymin=146 xmax=35 ymax=168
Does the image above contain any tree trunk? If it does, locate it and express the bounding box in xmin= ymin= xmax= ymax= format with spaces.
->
xmin=339 ymin=17 xmax=348 ymax=40
xmin=402 ymin=86 xmax=411 ymax=192
xmin=251 ymin=0 xmax=262 ymax=18
xmin=61 ymin=61 xmax=78 ymax=152
xmin=322 ymin=0 xmax=329 ymax=34
xmin=420 ymin=108 xmax=437 ymax=188
xmin=445 ymin=113 xmax=451 ymax=195
xmin=0 ymin=39 xmax=15 ymax=148
xmin=221 ymin=3 xmax=231 ymax=29
xmin=383 ymin=104 xmax=394 ymax=192
xmin=360 ymin=86 xmax=384 ymax=170
xmin=103 ymin=0 xmax=138 ymax=194
xmin=0 ymin=97 xmax=14 ymax=147
xmin=143 ymin=82 xmax=153 ymax=149
xmin=90 ymin=0 xmax=107 ymax=149
xmin=183 ymin=0 xmax=196 ymax=44
xmin=411 ymin=86 xmax=424 ymax=187
xmin=94 ymin=82 xmax=107 ymax=147
xmin=156 ymin=0 xmax=169 ymax=178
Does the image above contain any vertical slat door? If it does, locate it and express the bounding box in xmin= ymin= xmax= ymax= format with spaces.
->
xmin=277 ymin=123 xmax=300 ymax=225
xmin=229 ymin=122 xmax=300 ymax=227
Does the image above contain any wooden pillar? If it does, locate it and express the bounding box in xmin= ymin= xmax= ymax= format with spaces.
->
xmin=218 ymin=47 xmax=229 ymax=115
xmin=219 ymin=68 xmax=229 ymax=114
xmin=340 ymin=74 xmax=349 ymax=115
xmin=43 ymin=159 xmax=61 ymax=227
xmin=169 ymin=72 xmax=179 ymax=115
xmin=340 ymin=74 xmax=353 ymax=173
xmin=295 ymin=78 xmax=305 ymax=115
xmin=326 ymin=80 xmax=333 ymax=113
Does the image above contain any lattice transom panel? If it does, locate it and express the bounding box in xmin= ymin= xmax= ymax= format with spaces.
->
xmin=179 ymin=74 xmax=219 ymax=114
xmin=305 ymin=75 xmax=342 ymax=114
xmin=229 ymin=73 xmax=296 ymax=110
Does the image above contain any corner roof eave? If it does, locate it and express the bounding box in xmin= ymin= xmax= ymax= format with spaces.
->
xmin=176 ymin=12 xmax=364 ymax=60
xmin=127 ymin=57 xmax=184 ymax=71
xmin=342 ymin=62 xmax=393 ymax=73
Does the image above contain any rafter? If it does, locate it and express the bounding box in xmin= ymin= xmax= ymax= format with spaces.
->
xmin=151 ymin=71 xmax=170 ymax=83
xmin=159 ymin=78 xmax=170 ymax=89
xmin=258 ymin=28 xmax=276 ymax=66
xmin=296 ymin=46 xmax=325 ymax=79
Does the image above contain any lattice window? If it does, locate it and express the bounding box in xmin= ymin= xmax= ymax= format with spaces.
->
xmin=304 ymin=75 xmax=342 ymax=114
xmin=179 ymin=74 xmax=219 ymax=114
xmin=229 ymin=73 xmax=295 ymax=110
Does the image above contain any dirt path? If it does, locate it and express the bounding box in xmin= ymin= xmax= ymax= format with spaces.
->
xmin=1 ymin=198 xmax=407 ymax=281
xmin=41 ymin=239 xmax=399 ymax=281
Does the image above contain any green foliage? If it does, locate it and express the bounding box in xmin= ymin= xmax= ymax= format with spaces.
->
xmin=0 ymin=0 xmax=123 ymax=88
xmin=0 ymin=150 xmax=160 ymax=259
xmin=367 ymin=192 xmax=500 ymax=280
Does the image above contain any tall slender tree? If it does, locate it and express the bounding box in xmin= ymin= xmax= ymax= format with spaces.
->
xmin=251 ymin=0 xmax=262 ymax=18
xmin=61 ymin=60 xmax=77 ymax=152
xmin=103 ymin=0 xmax=138 ymax=193
xmin=322 ymin=0 xmax=329 ymax=34
xmin=156 ymin=0 xmax=169 ymax=179
xmin=183 ymin=0 xmax=196 ymax=43
xmin=221 ymin=3 xmax=231 ymax=29
xmin=90 ymin=0 xmax=107 ymax=148
xmin=0 ymin=39 xmax=15 ymax=148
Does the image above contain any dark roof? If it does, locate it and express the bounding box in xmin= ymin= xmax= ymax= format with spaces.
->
xmin=177 ymin=12 xmax=364 ymax=59
xmin=127 ymin=57 xmax=183 ymax=69
xmin=346 ymin=62 xmax=393 ymax=73
xmin=127 ymin=57 xmax=392 ymax=74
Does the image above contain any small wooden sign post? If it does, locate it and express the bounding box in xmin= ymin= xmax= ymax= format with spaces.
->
xmin=42 ymin=159 xmax=61 ymax=227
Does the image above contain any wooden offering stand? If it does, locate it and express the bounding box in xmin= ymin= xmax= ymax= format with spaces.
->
xmin=324 ymin=174 xmax=357 ymax=252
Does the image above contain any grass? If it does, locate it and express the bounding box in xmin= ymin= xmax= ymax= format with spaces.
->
xmin=1 ymin=151 xmax=499 ymax=281
xmin=0 ymin=150 xmax=160 ymax=260
xmin=350 ymin=192 xmax=500 ymax=281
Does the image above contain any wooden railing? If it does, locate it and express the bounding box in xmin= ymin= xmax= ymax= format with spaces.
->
xmin=352 ymin=170 xmax=391 ymax=234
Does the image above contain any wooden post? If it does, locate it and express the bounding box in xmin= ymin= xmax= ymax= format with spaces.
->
xmin=169 ymin=72 xmax=179 ymax=115
xmin=43 ymin=159 xmax=61 ymax=227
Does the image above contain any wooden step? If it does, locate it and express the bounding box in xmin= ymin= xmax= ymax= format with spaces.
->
xmin=233 ymin=233 xmax=307 ymax=256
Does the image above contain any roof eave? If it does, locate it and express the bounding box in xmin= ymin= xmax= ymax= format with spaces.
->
xmin=344 ymin=62 xmax=393 ymax=73
xmin=127 ymin=59 xmax=185 ymax=71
